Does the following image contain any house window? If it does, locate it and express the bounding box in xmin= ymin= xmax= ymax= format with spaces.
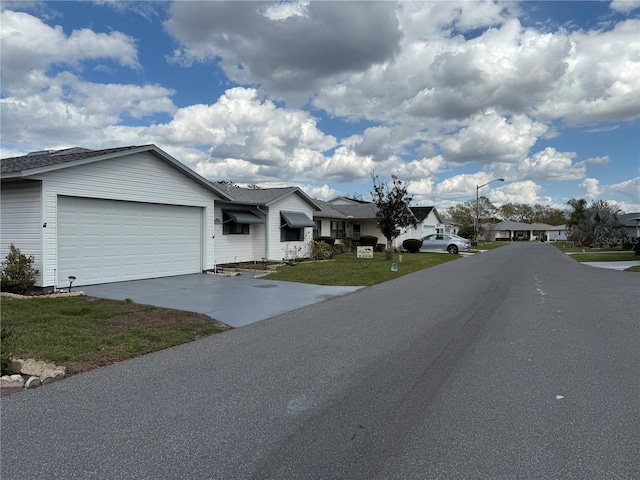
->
xmin=280 ymin=211 xmax=314 ymax=242
xmin=330 ymin=221 xmax=345 ymax=239
xmin=353 ymin=224 xmax=361 ymax=240
xmin=313 ymin=220 xmax=321 ymax=239
xmin=223 ymin=213 xmax=250 ymax=235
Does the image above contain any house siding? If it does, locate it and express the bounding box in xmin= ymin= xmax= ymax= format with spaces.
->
xmin=214 ymin=205 xmax=266 ymax=265
xmin=32 ymin=152 xmax=217 ymax=287
xmin=267 ymin=195 xmax=315 ymax=261
xmin=0 ymin=181 xmax=43 ymax=285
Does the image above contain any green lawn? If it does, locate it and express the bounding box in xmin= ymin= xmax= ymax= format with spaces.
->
xmin=262 ymin=251 xmax=462 ymax=286
xmin=567 ymin=252 xmax=638 ymax=262
xmin=1 ymin=296 xmax=230 ymax=376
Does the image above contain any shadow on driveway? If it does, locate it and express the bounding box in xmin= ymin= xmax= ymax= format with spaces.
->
xmin=82 ymin=273 xmax=363 ymax=327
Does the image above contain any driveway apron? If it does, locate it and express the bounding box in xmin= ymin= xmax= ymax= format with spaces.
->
xmin=82 ymin=273 xmax=362 ymax=327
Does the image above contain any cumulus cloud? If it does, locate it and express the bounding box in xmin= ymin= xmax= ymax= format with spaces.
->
xmin=440 ymin=113 xmax=547 ymax=164
xmin=164 ymin=1 xmax=402 ymax=103
xmin=0 ymin=9 xmax=139 ymax=93
xmin=610 ymin=0 xmax=640 ymax=13
xmin=581 ymin=178 xmax=602 ymax=199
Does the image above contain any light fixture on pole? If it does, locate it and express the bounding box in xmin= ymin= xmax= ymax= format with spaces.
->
xmin=475 ymin=178 xmax=504 ymax=242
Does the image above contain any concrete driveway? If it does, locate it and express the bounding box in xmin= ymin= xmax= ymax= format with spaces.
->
xmin=82 ymin=273 xmax=362 ymax=327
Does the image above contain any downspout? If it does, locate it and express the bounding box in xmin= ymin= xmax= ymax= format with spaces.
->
xmin=257 ymin=206 xmax=269 ymax=261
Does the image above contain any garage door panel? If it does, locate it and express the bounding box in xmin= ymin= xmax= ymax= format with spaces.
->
xmin=58 ymin=197 xmax=202 ymax=286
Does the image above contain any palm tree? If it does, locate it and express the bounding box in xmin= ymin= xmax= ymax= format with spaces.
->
xmin=566 ymin=198 xmax=588 ymax=246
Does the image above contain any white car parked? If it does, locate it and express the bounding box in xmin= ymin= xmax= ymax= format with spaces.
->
xmin=419 ymin=234 xmax=472 ymax=254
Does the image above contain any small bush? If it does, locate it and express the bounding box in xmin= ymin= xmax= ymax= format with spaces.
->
xmin=403 ymin=239 xmax=423 ymax=253
xmin=1 ymin=243 xmax=39 ymax=294
xmin=316 ymin=236 xmax=336 ymax=246
xmin=340 ymin=236 xmax=355 ymax=253
xmin=359 ymin=235 xmax=379 ymax=248
xmin=309 ymin=240 xmax=334 ymax=260
xmin=634 ymin=242 xmax=640 ymax=256
xmin=375 ymin=244 xmax=386 ymax=252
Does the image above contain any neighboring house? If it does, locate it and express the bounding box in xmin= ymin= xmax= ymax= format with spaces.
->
xmin=214 ymin=185 xmax=320 ymax=264
xmin=440 ymin=218 xmax=460 ymax=235
xmin=314 ymin=197 xmax=383 ymax=246
xmin=545 ymin=224 xmax=568 ymax=241
xmin=617 ymin=213 xmax=640 ymax=238
xmin=0 ymin=145 xmax=230 ymax=288
xmin=397 ymin=206 xmax=446 ymax=246
xmin=483 ymin=221 xmax=566 ymax=241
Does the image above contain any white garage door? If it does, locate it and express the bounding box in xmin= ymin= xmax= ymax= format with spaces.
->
xmin=58 ymin=196 xmax=202 ymax=286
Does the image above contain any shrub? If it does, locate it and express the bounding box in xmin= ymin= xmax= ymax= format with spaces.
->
xmin=634 ymin=242 xmax=640 ymax=256
xmin=1 ymin=243 xmax=39 ymax=294
xmin=309 ymin=240 xmax=334 ymax=260
xmin=358 ymin=235 xmax=379 ymax=248
xmin=316 ymin=236 xmax=336 ymax=246
xmin=402 ymin=238 xmax=423 ymax=253
xmin=340 ymin=236 xmax=355 ymax=253
xmin=375 ymin=244 xmax=386 ymax=252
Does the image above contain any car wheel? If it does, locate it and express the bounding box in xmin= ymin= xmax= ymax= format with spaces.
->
xmin=447 ymin=245 xmax=458 ymax=254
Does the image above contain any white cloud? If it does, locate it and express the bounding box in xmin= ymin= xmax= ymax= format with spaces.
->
xmin=581 ymin=178 xmax=601 ymax=199
xmin=610 ymin=0 xmax=640 ymax=13
xmin=0 ymin=9 xmax=139 ymax=93
xmin=440 ymin=113 xmax=548 ymax=164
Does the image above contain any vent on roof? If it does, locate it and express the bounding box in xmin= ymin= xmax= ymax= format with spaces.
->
xmin=26 ymin=150 xmax=53 ymax=156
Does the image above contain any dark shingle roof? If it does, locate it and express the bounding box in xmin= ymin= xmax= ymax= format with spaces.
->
xmin=410 ymin=206 xmax=435 ymax=222
xmin=219 ymin=185 xmax=321 ymax=210
xmin=1 ymin=145 xmax=146 ymax=175
xmin=617 ymin=213 xmax=640 ymax=226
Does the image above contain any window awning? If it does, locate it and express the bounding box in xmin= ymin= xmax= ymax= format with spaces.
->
xmin=223 ymin=210 xmax=264 ymax=224
xmin=281 ymin=211 xmax=315 ymax=228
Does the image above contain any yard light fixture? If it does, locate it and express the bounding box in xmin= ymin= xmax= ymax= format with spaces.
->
xmin=68 ymin=275 xmax=76 ymax=293
xmin=475 ymin=178 xmax=504 ymax=242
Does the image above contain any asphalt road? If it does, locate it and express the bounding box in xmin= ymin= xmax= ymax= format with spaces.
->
xmin=2 ymin=243 xmax=639 ymax=479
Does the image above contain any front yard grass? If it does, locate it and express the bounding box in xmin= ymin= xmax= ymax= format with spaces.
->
xmin=261 ymin=251 xmax=461 ymax=286
xmin=1 ymin=296 xmax=231 ymax=376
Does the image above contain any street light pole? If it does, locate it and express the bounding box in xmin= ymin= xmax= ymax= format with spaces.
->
xmin=475 ymin=178 xmax=504 ymax=242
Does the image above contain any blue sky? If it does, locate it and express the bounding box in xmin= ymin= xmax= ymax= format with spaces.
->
xmin=1 ymin=0 xmax=639 ymax=213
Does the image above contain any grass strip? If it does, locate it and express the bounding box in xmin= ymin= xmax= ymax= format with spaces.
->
xmin=1 ymin=296 xmax=230 ymax=376
xmin=262 ymin=251 xmax=461 ymax=286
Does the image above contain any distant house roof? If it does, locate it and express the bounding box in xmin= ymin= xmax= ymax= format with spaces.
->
xmin=314 ymin=200 xmax=349 ymax=219
xmin=491 ymin=220 xmax=539 ymax=230
xmin=0 ymin=144 xmax=232 ymax=199
xmin=219 ymin=185 xmax=321 ymax=210
xmin=617 ymin=213 xmax=640 ymax=226
xmin=410 ymin=206 xmax=444 ymax=224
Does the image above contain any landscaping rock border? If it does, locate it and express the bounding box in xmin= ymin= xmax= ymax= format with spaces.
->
xmin=1 ymin=291 xmax=85 ymax=299
xmin=0 ymin=358 xmax=66 ymax=390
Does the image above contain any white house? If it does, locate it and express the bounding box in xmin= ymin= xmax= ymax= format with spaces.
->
xmin=396 ymin=206 xmax=448 ymax=246
xmin=213 ymin=185 xmax=320 ymax=265
xmin=1 ymin=145 xmax=231 ymax=288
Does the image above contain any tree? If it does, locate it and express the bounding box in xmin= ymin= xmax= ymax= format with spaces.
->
xmin=370 ymin=174 xmax=418 ymax=259
xmin=585 ymin=200 xmax=625 ymax=245
xmin=566 ymin=198 xmax=624 ymax=246
xmin=446 ymin=201 xmax=475 ymax=227
xmin=1 ymin=243 xmax=39 ymax=294
xmin=566 ymin=198 xmax=589 ymax=246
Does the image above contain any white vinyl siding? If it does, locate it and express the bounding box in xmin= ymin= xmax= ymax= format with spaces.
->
xmin=32 ymin=152 xmax=216 ymax=287
xmin=0 ymin=181 xmax=43 ymax=285
xmin=213 ymin=205 xmax=266 ymax=265
xmin=267 ymin=195 xmax=315 ymax=261
xmin=58 ymin=197 xmax=202 ymax=286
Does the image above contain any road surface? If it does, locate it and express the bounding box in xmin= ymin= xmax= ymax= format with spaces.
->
xmin=2 ymin=243 xmax=639 ymax=479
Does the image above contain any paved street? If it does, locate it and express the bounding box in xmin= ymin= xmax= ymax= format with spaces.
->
xmin=2 ymin=243 xmax=639 ymax=479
